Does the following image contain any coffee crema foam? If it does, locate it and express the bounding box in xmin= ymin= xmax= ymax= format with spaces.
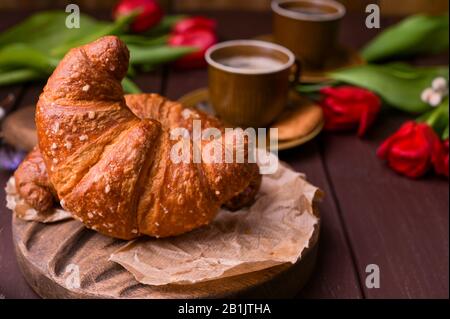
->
xmin=286 ymin=6 xmax=332 ymax=15
xmin=217 ymin=56 xmax=285 ymax=71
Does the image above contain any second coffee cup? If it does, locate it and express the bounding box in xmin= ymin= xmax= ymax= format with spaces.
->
xmin=205 ymin=40 xmax=299 ymax=128
xmin=272 ymin=0 xmax=346 ymax=69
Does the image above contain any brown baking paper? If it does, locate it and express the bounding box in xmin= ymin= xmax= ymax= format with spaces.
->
xmin=6 ymin=155 xmax=321 ymax=286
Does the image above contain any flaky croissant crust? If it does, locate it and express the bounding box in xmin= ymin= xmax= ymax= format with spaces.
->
xmin=17 ymin=36 xmax=260 ymax=240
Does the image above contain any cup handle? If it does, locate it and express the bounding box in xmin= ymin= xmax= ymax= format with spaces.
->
xmin=289 ymin=58 xmax=302 ymax=86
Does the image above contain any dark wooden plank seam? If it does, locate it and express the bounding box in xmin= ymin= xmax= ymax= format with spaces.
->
xmin=160 ymin=65 xmax=171 ymax=96
xmin=167 ymin=0 xmax=175 ymax=14
xmin=277 ymin=140 xmax=363 ymax=298
xmin=317 ymin=136 xmax=367 ymax=299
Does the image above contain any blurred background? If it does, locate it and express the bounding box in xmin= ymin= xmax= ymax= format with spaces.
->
xmin=0 ymin=0 xmax=449 ymax=15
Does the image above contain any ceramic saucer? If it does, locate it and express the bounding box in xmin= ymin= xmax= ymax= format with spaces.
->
xmin=178 ymin=88 xmax=324 ymax=151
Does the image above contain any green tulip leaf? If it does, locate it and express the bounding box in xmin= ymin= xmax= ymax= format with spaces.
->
xmin=0 ymin=11 xmax=194 ymax=88
xmin=362 ymin=14 xmax=449 ymax=62
xmin=128 ymin=45 xmax=196 ymax=65
xmin=0 ymin=68 xmax=43 ymax=86
xmin=0 ymin=43 xmax=58 ymax=73
xmin=329 ymin=63 xmax=449 ymax=113
xmin=0 ymin=11 xmax=105 ymax=54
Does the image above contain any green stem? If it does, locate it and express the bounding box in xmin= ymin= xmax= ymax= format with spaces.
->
xmin=122 ymin=77 xmax=142 ymax=94
xmin=296 ymin=81 xmax=335 ymax=94
xmin=120 ymin=34 xmax=168 ymax=47
xmin=418 ymin=97 xmax=449 ymax=136
xmin=143 ymin=15 xmax=187 ymax=37
xmin=424 ymin=107 xmax=443 ymax=127
xmin=443 ymin=125 xmax=449 ymax=140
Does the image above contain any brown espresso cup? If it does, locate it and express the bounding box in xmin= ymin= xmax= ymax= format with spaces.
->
xmin=272 ymin=0 xmax=346 ymax=69
xmin=206 ymin=40 xmax=299 ymax=128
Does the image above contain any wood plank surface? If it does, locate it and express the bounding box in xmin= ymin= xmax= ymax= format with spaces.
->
xmin=0 ymin=86 xmax=35 ymax=298
xmin=0 ymin=84 xmax=40 ymax=298
xmin=332 ymin=13 xmax=448 ymax=299
xmin=0 ymin=7 xmax=34 ymax=297
xmin=320 ymin=111 xmax=449 ymax=298
xmin=0 ymin=170 xmax=39 ymax=298
xmin=282 ymin=144 xmax=364 ymax=298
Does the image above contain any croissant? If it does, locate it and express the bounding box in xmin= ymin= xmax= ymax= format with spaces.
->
xmin=14 ymin=147 xmax=55 ymax=213
xmin=15 ymin=36 xmax=260 ymax=240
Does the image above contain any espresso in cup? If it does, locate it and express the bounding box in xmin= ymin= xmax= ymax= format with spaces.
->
xmin=206 ymin=40 xmax=299 ymax=128
xmin=272 ymin=0 xmax=346 ymax=69
xmin=217 ymin=56 xmax=286 ymax=72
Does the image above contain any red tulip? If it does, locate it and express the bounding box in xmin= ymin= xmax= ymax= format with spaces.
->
xmin=113 ymin=0 xmax=163 ymax=33
xmin=172 ymin=16 xmax=216 ymax=34
xmin=319 ymin=86 xmax=381 ymax=136
xmin=377 ymin=121 xmax=443 ymax=178
xmin=168 ymin=29 xmax=217 ymax=69
xmin=432 ymin=139 xmax=449 ymax=178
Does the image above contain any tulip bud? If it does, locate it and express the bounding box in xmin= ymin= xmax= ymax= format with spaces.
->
xmin=113 ymin=0 xmax=163 ymax=33
xmin=421 ymin=87 xmax=434 ymax=103
xmin=429 ymin=91 xmax=443 ymax=107
xmin=377 ymin=121 xmax=442 ymax=178
xmin=432 ymin=139 xmax=449 ymax=178
xmin=172 ymin=17 xmax=216 ymax=34
xmin=431 ymin=77 xmax=448 ymax=94
xmin=168 ymin=17 xmax=217 ymax=69
xmin=319 ymin=86 xmax=381 ymax=136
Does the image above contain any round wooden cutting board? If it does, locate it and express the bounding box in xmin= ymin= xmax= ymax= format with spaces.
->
xmin=12 ymin=215 xmax=319 ymax=298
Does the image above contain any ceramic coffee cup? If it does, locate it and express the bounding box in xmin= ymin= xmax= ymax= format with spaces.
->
xmin=205 ymin=40 xmax=299 ymax=128
xmin=272 ymin=0 xmax=346 ymax=69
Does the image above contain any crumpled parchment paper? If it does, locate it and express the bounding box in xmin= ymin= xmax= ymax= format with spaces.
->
xmin=6 ymin=155 xmax=321 ymax=286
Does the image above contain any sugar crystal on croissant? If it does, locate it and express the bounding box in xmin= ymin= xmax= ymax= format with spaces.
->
xmin=14 ymin=36 xmax=261 ymax=240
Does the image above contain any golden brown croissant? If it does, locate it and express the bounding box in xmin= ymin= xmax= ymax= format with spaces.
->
xmin=14 ymin=95 xmax=260 ymax=215
xmin=20 ymin=36 xmax=260 ymax=240
xmin=14 ymin=147 xmax=56 ymax=213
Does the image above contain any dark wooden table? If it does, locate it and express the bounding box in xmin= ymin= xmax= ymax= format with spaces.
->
xmin=0 ymin=10 xmax=448 ymax=299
